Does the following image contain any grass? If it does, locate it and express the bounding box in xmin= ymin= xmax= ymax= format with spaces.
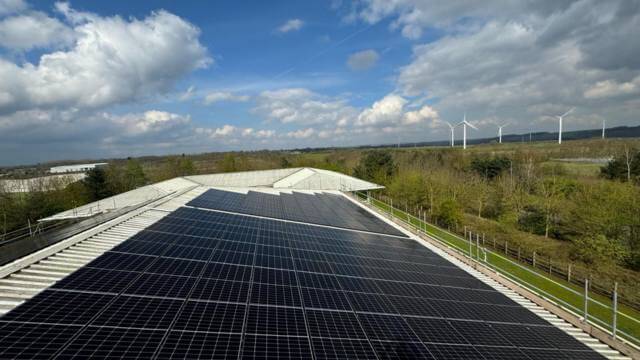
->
xmin=358 ymin=193 xmax=640 ymax=347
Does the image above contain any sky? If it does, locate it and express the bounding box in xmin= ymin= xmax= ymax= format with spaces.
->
xmin=0 ymin=0 xmax=639 ymax=165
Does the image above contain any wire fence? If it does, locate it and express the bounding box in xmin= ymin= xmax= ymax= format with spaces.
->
xmin=353 ymin=190 xmax=640 ymax=349
xmin=369 ymin=193 xmax=639 ymax=312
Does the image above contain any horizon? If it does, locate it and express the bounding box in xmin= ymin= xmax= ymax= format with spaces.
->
xmin=1 ymin=0 xmax=639 ymax=165
xmin=5 ymin=123 xmax=639 ymax=169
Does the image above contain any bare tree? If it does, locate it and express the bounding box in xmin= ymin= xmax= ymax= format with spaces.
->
xmin=624 ymin=146 xmax=632 ymax=182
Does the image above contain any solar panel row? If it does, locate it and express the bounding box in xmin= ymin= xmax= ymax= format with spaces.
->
xmin=187 ymin=189 xmax=406 ymax=237
xmin=0 ymin=205 xmax=604 ymax=359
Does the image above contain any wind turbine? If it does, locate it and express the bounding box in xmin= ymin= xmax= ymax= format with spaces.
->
xmin=456 ymin=113 xmax=478 ymax=150
xmin=440 ymin=121 xmax=456 ymax=147
xmin=602 ymin=119 xmax=606 ymax=139
xmin=556 ymin=107 xmax=574 ymax=144
xmin=497 ymin=123 xmax=509 ymax=144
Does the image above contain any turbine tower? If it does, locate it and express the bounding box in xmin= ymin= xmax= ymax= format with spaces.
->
xmin=497 ymin=123 xmax=509 ymax=144
xmin=602 ymin=119 xmax=606 ymax=139
xmin=441 ymin=121 xmax=456 ymax=147
xmin=556 ymin=108 xmax=574 ymax=144
xmin=456 ymin=113 xmax=478 ymax=150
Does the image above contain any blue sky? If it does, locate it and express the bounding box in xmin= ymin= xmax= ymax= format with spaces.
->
xmin=0 ymin=0 xmax=638 ymax=165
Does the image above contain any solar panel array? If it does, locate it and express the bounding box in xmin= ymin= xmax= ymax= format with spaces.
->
xmin=187 ymin=189 xmax=406 ymax=237
xmin=0 ymin=192 xmax=606 ymax=359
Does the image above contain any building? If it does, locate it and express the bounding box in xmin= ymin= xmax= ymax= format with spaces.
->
xmin=49 ymin=162 xmax=108 ymax=174
xmin=0 ymin=168 xmax=632 ymax=359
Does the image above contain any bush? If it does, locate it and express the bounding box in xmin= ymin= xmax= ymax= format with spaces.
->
xmin=434 ymin=199 xmax=462 ymax=228
xmin=470 ymin=156 xmax=511 ymax=180
xmin=571 ymin=234 xmax=628 ymax=265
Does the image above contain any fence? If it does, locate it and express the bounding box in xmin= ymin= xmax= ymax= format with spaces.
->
xmin=369 ymin=193 xmax=639 ymax=312
xmin=353 ymin=190 xmax=640 ymax=349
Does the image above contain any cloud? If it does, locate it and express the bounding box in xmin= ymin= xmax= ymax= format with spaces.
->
xmin=347 ymin=49 xmax=379 ymax=71
xmin=277 ymin=18 xmax=304 ymax=33
xmin=110 ymin=110 xmax=191 ymax=137
xmin=0 ymin=0 xmax=26 ymax=15
xmin=254 ymin=88 xmax=357 ymax=126
xmin=356 ymin=94 xmax=407 ymax=126
xmin=584 ymin=77 xmax=640 ymax=99
xmin=286 ymin=128 xmax=315 ymax=139
xmin=0 ymin=5 xmax=210 ymax=115
xmin=179 ymin=85 xmax=196 ymax=101
xmin=356 ymin=93 xmax=438 ymax=127
xmin=203 ymin=91 xmax=250 ymax=105
xmin=344 ymin=0 xmax=640 ymax=135
xmin=0 ymin=11 xmax=74 ymax=50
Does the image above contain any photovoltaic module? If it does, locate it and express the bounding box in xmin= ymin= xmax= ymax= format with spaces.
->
xmin=0 ymin=190 xmax=606 ymax=359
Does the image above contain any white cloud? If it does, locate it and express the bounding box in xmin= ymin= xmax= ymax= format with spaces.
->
xmin=254 ymin=129 xmax=276 ymax=138
xmin=0 ymin=5 xmax=210 ymax=115
xmin=286 ymin=128 xmax=315 ymax=139
xmin=347 ymin=49 xmax=379 ymax=71
xmin=254 ymin=88 xmax=357 ymax=126
xmin=110 ymin=110 xmax=191 ymax=137
xmin=356 ymin=94 xmax=407 ymax=126
xmin=0 ymin=0 xmax=26 ymax=15
xmin=342 ymin=0 xmax=640 ymax=135
xmin=179 ymin=85 xmax=196 ymax=101
xmin=0 ymin=11 xmax=75 ymax=50
xmin=277 ymin=18 xmax=304 ymax=33
xmin=203 ymin=91 xmax=250 ymax=105
xmin=403 ymin=104 xmax=439 ymax=125
xmin=584 ymin=77 xmax=640 ymax=99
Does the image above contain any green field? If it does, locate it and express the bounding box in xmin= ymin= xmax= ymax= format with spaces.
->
xmin=357 ymin=193 xmax=640 ymax=347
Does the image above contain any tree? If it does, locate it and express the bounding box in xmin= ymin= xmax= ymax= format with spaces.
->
xmin=571 ymin=234 xmax=628 ymax=266
xmin=470 ymin=156 xmax=511 ymax=180
xmin=124 ymin=159 xmax=147 ymax=189
xmin=388 ymin=172 xmax=427 ymax=209
xmin=81 ymin=168 xmax=113 ymax=201
xmin=600 ymin=147 xmax=640 ymax=183
xmin=161 ymin=154 xmax=196 ymax=178
xmin=353 ymin=150 xmax=397 ymax=184
xmin=221 ymin=154 xmax=238 ymax=172
xmin=434 ymin=199 xmax=462 ymax=228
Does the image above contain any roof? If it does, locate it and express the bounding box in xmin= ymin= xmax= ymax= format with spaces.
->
xmin=50 ymin=163 xmax=108 ymax=171
xmin=40 ymin=167 xmax=383 ymax=221
xmin=0 ymin=183 xmax=624 ymax=359
xmin=185 ymin=167 xmax=383 ymax=190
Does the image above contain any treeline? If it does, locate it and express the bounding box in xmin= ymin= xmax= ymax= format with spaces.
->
xmin=0 ymin=156 xmax=196 ymax=236
xmin=354 ymin=148 xmax=640 ymax=273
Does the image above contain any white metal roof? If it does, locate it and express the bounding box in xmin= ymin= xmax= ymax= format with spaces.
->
xmin=40 ymin=168 xmax=382 ymax=221
xmin=185 ymin=167 xmax=382 ymax=190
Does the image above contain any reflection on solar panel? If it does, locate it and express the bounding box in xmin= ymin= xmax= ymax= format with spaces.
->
xmin=187 ymin=188 xmax=406 ymax=236
xmin=0 ymin=203 xmax=605 ymax=359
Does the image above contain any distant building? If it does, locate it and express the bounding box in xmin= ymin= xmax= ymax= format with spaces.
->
xmin=49 ymin=162 xmax=108 ymax=174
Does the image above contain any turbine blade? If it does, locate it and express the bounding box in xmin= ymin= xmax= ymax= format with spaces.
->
xmin=561 ymin=107 xmax=575 ymax=117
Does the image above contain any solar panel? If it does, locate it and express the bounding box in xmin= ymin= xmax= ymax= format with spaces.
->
xmin=187 ymin=189 xmax=407 ymax=236
xmin=0 ymin=205 xmax=606 ymax=359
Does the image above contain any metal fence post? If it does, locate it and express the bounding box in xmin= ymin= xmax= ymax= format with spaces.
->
xmin=613 ymin=282 xmax=618 ymax=339
xmin=533 ymin=251 xmax=536 ymax=268
xmin=567 ymin=264 xmax=572 ymax=283
xmin=468 ymin=232 xmax=472 ymax=258
xmin=476 ymin=233 xmax=480 ymax=259
xmin=583 ymin=279 xmax=589 ymax=323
